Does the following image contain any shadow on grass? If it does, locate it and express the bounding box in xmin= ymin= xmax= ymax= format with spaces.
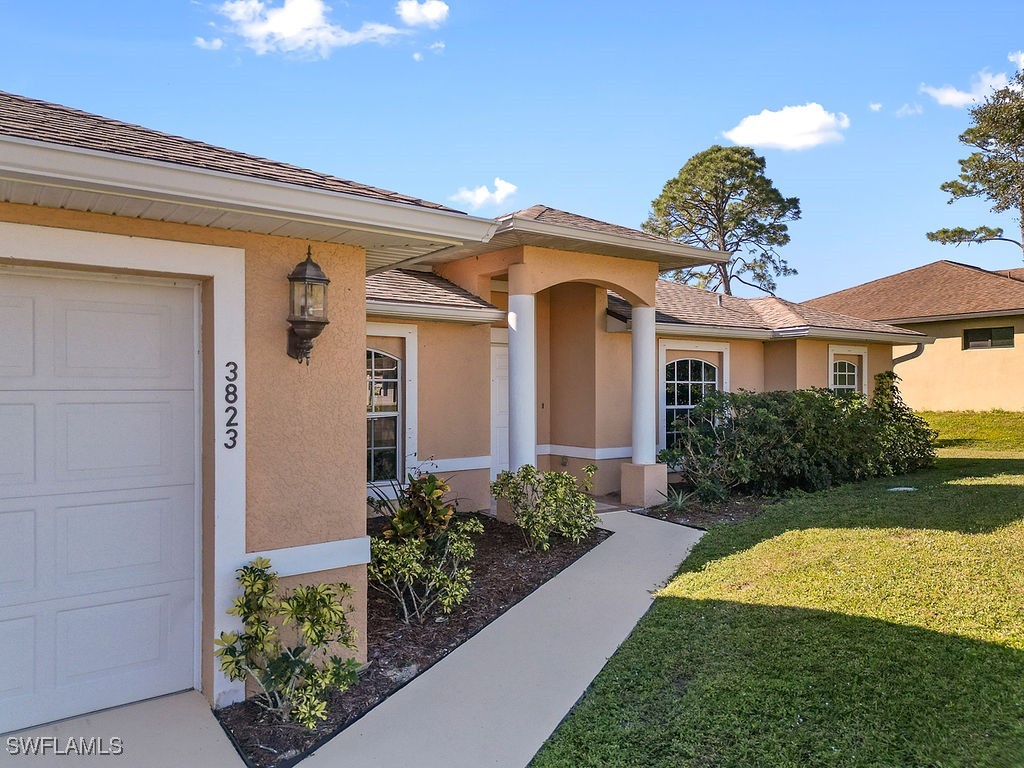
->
xmin=532 ymin=599 xmax=1024 ymax=768
xmin=677 ymin=455 xmax=1024 ymax=574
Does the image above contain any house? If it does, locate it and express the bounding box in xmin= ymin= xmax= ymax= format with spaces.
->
xmin=804 ymin=260 xmax=1024 ymax=411
xmin=0 ymin=91 xmax=920 ymax=734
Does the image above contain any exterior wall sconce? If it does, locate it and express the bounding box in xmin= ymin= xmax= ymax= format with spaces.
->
xmin=287 ymin=246 xmax=330 ymax=364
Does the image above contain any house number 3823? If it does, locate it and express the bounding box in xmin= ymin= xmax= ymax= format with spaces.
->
xmin=224 ymin=361 xmax=240 ymax=449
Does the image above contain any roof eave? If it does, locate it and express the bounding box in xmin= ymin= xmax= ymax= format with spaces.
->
xmin=772 ymin=326 xmax=930 ymax=344
xmin=366 ymin=300 xmax=506 ymax=324
xmin=875 ymin=308 xmax=1024 ymax=324
xmin=653 ymin=322 xmax=772 ymax=340
xmin=499 ymin=217 xmax=729 ymax=269
xmin=0 ymin=135 xmax=499 ymax=268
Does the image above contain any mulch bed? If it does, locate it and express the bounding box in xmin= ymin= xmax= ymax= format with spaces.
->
xmin=635 ymin=489 xmax=771 ymax=529
xmin=215 ymin=514 xmax=612 ymax=768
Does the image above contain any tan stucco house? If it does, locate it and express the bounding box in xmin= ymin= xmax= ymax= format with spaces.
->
xmin=805 ymin=260 xmax=1024 ymax=411
xmin=0 ymin=91 xmax=921 ymax=733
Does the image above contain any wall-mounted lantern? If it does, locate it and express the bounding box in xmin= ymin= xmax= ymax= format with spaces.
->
xmin=287 ymin=246 xmax=330 ymax=364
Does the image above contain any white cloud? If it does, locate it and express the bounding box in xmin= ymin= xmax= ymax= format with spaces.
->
xmin=895 ymin=103 xmax=923 ymax=118
xmin=218 ymin=0 xmax=403 ymax=57
xmin=1010 ymin=50 xmax=1024 ymax=70
xmin=194 ymin=36 xmax=224 ymax=50
xmin=868 ymin=102 xmax=882 ymax=112
xmin=396 ymin=0 xmax=449 ymax=27
xmin=412 ymin=51 xmax=423 ymax=61
xmin=722 ymin=102 xmax=850 ymax=151
xmin=450 ymin=177 xmax=517 ymax=209
xmin=920 ymin=69 xmax=1008 ymax=108
xmin=429 ymin=41 xmax=445 ymax=51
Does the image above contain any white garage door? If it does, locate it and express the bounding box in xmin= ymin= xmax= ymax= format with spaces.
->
xmin=0 ymin=271 xmax=198 ymax=733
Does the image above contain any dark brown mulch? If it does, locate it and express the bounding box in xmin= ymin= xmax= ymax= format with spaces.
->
xmin=635 ymin=489 xmax=772 ymax=529
xmin=215 ymin=514 xmax=612 ymax=768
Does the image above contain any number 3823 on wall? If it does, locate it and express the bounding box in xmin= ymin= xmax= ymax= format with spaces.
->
xmin=224 ymin=361 xmax=240 ymax=449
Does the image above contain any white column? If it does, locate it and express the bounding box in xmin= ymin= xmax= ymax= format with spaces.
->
xmin=508 ymin=293 xmax=537 ymax=470
xmin=631 ymin=305 xmax=657 ymax=465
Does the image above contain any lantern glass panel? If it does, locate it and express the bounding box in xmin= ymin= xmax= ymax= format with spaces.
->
xmin=307 ymin=282 xmax=327 ymax=320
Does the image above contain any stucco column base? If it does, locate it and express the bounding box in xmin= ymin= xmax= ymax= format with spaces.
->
xmin=495 ymin=498 xmax=517 ymax=525
xmin=620 ymin=462 xmax=668 ymax=509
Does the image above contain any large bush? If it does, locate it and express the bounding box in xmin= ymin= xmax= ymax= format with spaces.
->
xmin=214 ymin=558 xmax=359 ymax=729
xmin=666 ymin=373 xmax=935 ymax=501
xmin=367 ymin=472 xmax=484 ymax=624
xmin=490 ymin=464 xmax=600 ymax=551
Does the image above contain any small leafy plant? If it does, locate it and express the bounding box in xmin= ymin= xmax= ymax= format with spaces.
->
xmin=367 ymin=472 xmax=484 ymax=624
xmin=490 ymin=464 xmax=600 ymax=552
xmin=214 ymin=558 xmax=359 ymax=729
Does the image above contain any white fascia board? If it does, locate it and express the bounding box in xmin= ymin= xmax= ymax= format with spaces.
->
xmin=772 ymin=326 xmax=930 ymax=345
xmin=878 ymin=309 xmax=1024 ymax=324
xmin=501 ymin=217 xmax=729 ymax=265
xmin=654 ymin=322 xmax=771 ymax=340
xmin=366 ymin=300 xmax=506 ymax=324
xmin=0 ymin=135 xmax=499 ymax=244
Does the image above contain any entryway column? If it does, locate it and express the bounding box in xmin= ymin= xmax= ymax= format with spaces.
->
xmin=507 ymin=292 xmax=537 ymax=470
xmin=622 ymin=304 xmax=667 ymax=507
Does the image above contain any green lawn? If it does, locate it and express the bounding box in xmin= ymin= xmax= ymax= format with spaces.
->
xmin=532 ymin=415 xmax=1024 ymax=768
xmin=919 ymin=409 xmax=1024 ymax=452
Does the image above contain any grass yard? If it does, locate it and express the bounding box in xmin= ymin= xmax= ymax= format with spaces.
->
xmin=919 ymin=409 xmax=1024 ymax=452
xmin=532 ymin=414 xmax=1024 ymax=768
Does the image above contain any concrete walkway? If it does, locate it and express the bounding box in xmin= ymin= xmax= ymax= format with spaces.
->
xmin=3 ymin=512 xmax=700 ymax=768
xmin=306 ymin=511 xmax=702 ymax=768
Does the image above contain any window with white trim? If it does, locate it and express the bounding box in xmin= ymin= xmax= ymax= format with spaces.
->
xmin=367 ymin=349 xmax=400 ymax=483
xmin=831 ymin=360 xmax=857 ymax=392
xmin=665 ymin=358 xmax=718 ymax=448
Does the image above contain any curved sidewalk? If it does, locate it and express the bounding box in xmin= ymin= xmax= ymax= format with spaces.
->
xmin=307 ymin=510 xmax=703 ymax=768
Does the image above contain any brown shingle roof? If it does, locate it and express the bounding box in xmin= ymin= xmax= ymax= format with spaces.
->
xmin=804 ymin=260 xmax=1024 ymax=321
xmin=500 ymin=204 xmax=672 ymax=245
xmin=0 ymin=90 xmax=461 ymax=213
xmin=608 ymin=280 xmax=921 ymax=338
xmin=366 ymin=269 xmax=497 ymax=311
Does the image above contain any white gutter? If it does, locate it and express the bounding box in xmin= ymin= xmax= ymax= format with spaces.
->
xmin=654 ymin=322 xmax=771 ymax=340
xmin=499 ymin=216 xmax=729 ymax=265
xmin=876 ymin=309 xmax=1024 ymax=324
xmin=0 ymin=135 xmax=499 ymax=245
xmin=771 ymin=326 xmax=930 ymax=345
xmin=366 ymin=300 xmax=506 ymax=324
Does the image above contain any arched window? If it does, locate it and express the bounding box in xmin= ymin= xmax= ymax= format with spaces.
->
xmin=367 ymin=350 xmax=401 ymax=483
xmin=665 ymin=358 xmax=718 ymax=448
xmin=831 ymin=360 xmax=857 ymax=392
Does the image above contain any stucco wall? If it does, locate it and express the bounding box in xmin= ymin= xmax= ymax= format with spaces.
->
xmin=892 ymin=317 xmax=1024 ymax=410
xmin=549 ymin=283 xmax=599 ymax=448
xmin=764 ymin=340 xmax=798 ymax=391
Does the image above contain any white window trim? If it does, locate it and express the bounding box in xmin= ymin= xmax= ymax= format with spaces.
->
xmin=657 ymin=340 xmax=730 ymax=451
xmin=828 ymin=344 xmax=868 ymax=395
xmin=367 ymin=322 xmax=418 ymax=494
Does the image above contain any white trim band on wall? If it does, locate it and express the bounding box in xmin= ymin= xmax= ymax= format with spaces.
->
xmin=250 ymin=537 xmax=371 ymax=578
xmin=536 ymin=444 xmax=633 ymax=461
xmin=426 ymin=455 xmax=493 ymax=473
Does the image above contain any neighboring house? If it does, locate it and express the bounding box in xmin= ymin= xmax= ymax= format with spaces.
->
xmin=805 ymin=260 xmax=1024 ymax=411
xmin=0 ymin=91 xmax=919 ymax=734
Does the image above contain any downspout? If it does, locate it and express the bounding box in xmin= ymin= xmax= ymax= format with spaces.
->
xmin=893 ymin=343 xmax=925 ymax=366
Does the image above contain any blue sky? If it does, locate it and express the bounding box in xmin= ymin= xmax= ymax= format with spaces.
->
xmin=1 ymin=1 xmax=1021 ymax=299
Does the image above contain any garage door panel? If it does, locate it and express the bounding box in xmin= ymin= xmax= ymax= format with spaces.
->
xmin=0 ymin=403 xmax=35 ymax=484
xmin=0 ymin=486 xmax=194 ymax=609
xmin=0 ymin=390 xmax=194 ymax=498
xmin=0 ymin=295 xmax=34 ymax=377
xmin=0 ymin=274 xmax=195 ymax=391
xmin=0 ymin=581 xmax=194 ymax=730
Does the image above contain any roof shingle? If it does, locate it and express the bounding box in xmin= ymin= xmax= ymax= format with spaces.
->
xmin=500 ymin=204 xmax=673 ymax=245
xmin=366 ymin=269 xmax=497 ymax=311
xmin=0 ymin=90 xmax=461 ymax=213
xmin=804 ymin=260 xmax=1024 ymax=321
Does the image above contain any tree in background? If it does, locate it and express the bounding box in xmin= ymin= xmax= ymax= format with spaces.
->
xmin=643 ymin=145 xmax=801 ymax=295
xmin=927 ymin=69 xmax=1024 ymax=257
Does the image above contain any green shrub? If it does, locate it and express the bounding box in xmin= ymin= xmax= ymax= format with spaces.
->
xmin=214 ymin=558 xmax=359 ymax=729
xmin=490 ymin=464 xmax=600 ymax=551
xmin=670 ymin=373 xmax=935 ymax=502
xmin=367 ymin=472 xmax=484 ymax=624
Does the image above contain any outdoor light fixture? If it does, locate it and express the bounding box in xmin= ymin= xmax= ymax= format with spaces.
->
xmin=287 ymin=246 xmax=330 ymax=364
